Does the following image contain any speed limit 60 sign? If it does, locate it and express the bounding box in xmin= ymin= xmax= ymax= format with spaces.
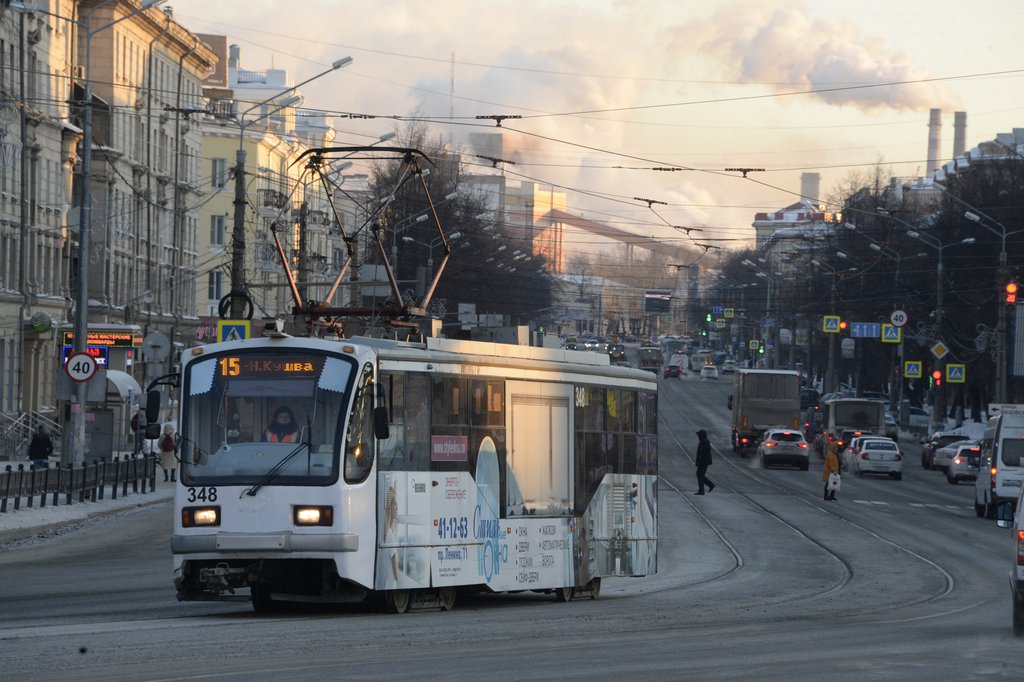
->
xmin=65 ymin=352 xmax=98 ymax=382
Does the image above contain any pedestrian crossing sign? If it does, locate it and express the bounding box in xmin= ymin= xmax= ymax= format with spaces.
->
xmin=217 ymin=320 xmax=251 ymax=343
xmin=904 ymin=361 xmax=922 ymax=378
xmin=823 ymin=315 xmax=840 ymax=333
xmin=748 ymin=340 xmax=759 ymax=350
xmin=724 ymin=308 xmax=734 ymax=318
xmin=881 ymin=324 xmax=901 ymax=343
xmin=946 ymin=364 xmax=966 ymax=383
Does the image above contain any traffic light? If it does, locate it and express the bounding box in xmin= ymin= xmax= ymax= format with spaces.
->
xmin=931 ymin=369 xmax=942 ymax=388
xmin=1006 ymin=281 xmax=1018 ymax=303
xmin=705 ymin=312 xmax=712 ymax=322
xmin=838 ymin=320 xmax=848 ymax=332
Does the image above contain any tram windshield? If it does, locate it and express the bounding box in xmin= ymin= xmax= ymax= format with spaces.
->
xmin=179 ymin=349 xmax=356 ymax=486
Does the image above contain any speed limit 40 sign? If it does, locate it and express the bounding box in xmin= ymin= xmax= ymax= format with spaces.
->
xmin=65 ymin=352 xmax=98 ymax=383
xmin=889 ymin=309 xmax=908 ymax=327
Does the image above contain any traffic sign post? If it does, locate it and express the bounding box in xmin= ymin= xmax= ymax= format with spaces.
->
xmin=65 ymin=352 xmax=98 ymax=383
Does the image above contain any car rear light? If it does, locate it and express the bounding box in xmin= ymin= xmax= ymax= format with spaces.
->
xmin=797 ymin=442 xmax=808 ymax=449
xmin=828 ymin=434 xmax=835 ymax=442
xmin=741 ymin=438 xmax=749 ymax=445
xmin=1016 ymin=530 xmax=1024 ymax=566
xmin=953 ymin=456 xmax=965 ymax=464
xmin=895 ymin=454 xmax=902 ymax=461
xmin=861 ymin=453 xmax=869 ymax=460
xmin=765 ymin=441 xmax=777 ymax=448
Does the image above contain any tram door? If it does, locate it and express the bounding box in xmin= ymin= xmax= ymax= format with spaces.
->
xmin=508 ymin=382 xmax=571 ymax=515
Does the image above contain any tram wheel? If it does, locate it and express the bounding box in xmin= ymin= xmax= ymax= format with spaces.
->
xmin=385 ymin=589 xmax=411 ymax=614
xmin=438 ymin=587 xmax=457 ymax=611
xmin=554 ymin=586 xmax=575 ymax=602
xmin=250 ymin=585 xmax=282 ymax=613
xmin=588 ymin=578 xmax=601 ymax=600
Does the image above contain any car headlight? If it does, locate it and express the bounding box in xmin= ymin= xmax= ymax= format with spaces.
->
xmin=182 ymin=506 xmax=220 ymax=527
xmin=293 ymin=505 xmax=334 ymax=526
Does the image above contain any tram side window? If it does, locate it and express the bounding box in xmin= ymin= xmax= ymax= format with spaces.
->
xmin=573 ymin=386 xmax=649 ymax=513
xmin=431 ymin=376 xmax=471 ymax=472
xmin=344 ymin=364 xmax=376 ymax=483
xmin=638 ymin=390 xmax=658 ymax=475
xmin=378 ymin=372 xmax=430 ymax=472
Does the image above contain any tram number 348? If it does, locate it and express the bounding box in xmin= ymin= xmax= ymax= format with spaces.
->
xmin=186 ymin=487 xmax=218 ymax=503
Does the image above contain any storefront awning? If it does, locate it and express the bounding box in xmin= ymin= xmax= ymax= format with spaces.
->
xmin=106 ymin=369 xmax=142 ymax=403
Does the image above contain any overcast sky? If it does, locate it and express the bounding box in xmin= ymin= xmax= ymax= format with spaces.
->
xmin=168 ymin=0 xmax=1024 ymax=263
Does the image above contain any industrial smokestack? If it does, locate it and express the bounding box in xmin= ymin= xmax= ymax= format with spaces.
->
xmin=953 ymin=111 xmax=967 ymax=158
xmin=800 ymin=172 xmax=821 ymax=206
xmin=229 ymin=44 xmax=240 ymax=70
xmin=927 ymin=108 xmax=942 ymax=174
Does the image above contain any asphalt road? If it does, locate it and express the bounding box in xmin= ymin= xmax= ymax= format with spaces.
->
xmin=1 ymin=370 xmax=1022 ymax=680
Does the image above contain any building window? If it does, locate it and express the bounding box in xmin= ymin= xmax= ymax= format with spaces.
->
xmin=207 ymin=270 xmax=223 ymax=301
xmin=210 ymin=215 xmax=226 ymax=247
xmin=211 ymin=158 xmax=227 ymax=189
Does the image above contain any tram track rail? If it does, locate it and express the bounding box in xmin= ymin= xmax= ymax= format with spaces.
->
xmin=657 ymin=382 xmax=961 ymax=620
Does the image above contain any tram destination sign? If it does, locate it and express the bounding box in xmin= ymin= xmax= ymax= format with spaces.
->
xmin=216 ymin=356 xmax=322 ymax=378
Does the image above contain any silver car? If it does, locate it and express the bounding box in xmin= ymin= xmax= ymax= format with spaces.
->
xmin=946 ymin=442 xmax=981 ymax=484
xmin=933 ymin=438 xmax=977 ymax=472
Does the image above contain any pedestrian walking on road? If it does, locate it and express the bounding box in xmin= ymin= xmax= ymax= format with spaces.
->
xmin=28 ymin=425 xmax=53 ymax=470
xmin=694 ymin=429 xmax=715 ymax=495
xmin=822 ymin=440 xmax=840 ymax=501
xmin=160 ymin=423 xmax=177 ymax=483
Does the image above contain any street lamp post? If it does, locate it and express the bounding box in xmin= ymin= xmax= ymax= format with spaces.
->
xmin=964 ymin=210 xmax=1011 ymax=403
xmin=227 ymin=57 xmax=353 ymax=320
xmin=69 ymin=0 xmax=166 ymax=465
xmin=741 ymin=259 xmax=778 ymax=368
xmin=811 ymin=259 xmax=838 ymax=394
xmin=403 ymin=232 xmax=462 ymax=297
xmin=907 ymin=229 xmax=977 ymax=429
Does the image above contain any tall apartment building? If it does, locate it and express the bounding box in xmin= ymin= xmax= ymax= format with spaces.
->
xmin=0 ymin=1 xmax=214 ymax=428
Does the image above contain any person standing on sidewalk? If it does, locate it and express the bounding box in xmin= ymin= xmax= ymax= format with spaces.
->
xmin=160 ymin=424 xmax=177 ymax=483
xmin=28 ymin=426 xmax=53 ymax=470
xmin=695 ymin=429 xmax=716 ymax=495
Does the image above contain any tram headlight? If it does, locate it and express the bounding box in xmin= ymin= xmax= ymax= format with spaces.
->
xmin=182 ymin=506 xmax=220 ymax=527
xmin=294 ymin=505 xmax=334 ymax=527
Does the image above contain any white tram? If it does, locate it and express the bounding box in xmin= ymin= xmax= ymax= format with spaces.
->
xmin=167 ymin=332 xmax=658 ymax=612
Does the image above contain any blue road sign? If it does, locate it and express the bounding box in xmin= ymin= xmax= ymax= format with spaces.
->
xmin=850 ymin=322 xmax=880 ymax=338
xmin=904 ymin=361 xmax=922 ymax=378
xmin=881 ymin=324 xmax=901 ymax=343
xmin=217 ymin=320 xmax=251 ymax=343
xmin=946 ymin=364 xmax=965 ymax=383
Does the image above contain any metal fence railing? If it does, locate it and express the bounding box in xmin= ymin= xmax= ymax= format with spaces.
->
xmin=1 ymin=455 xmax=158 ymax=514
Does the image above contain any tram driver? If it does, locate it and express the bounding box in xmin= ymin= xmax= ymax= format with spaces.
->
xmin=262 ymin=406 xmax=301 ymax=443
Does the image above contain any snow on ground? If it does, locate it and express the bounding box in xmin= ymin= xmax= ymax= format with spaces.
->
xmin=0 ymin=479 xmax=173 ymax=546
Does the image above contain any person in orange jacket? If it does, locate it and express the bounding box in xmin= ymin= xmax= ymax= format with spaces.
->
xmin=822 ymin=440 xmax=840 ymax=501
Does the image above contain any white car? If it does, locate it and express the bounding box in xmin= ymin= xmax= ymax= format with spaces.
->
xmin=851 ymin=437 xmax=903 ymax=480
xmin=699 ymin=364 xmax=719 ymax=380
xmin=721 ymin=360 xmax=737 ymax=374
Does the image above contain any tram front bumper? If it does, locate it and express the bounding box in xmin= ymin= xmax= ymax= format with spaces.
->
xmin=172 ymin=531 xmax=358 ymax=554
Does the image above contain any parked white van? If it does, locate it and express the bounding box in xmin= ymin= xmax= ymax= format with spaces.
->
xmin=975 ymin=404 xmax=1024 ymax=518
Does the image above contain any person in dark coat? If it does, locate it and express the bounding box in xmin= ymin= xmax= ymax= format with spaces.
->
xmin=28 ymin=426 xmax=54 ymax=469
xmin=694 ymin=429 xmax=715 ymax=495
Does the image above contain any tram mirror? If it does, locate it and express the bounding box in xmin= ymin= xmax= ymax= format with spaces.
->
xmin=373 ymin=406 xmax=390 ymax=440
xmin=146 ymin=390 xmax=161 ymax=423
